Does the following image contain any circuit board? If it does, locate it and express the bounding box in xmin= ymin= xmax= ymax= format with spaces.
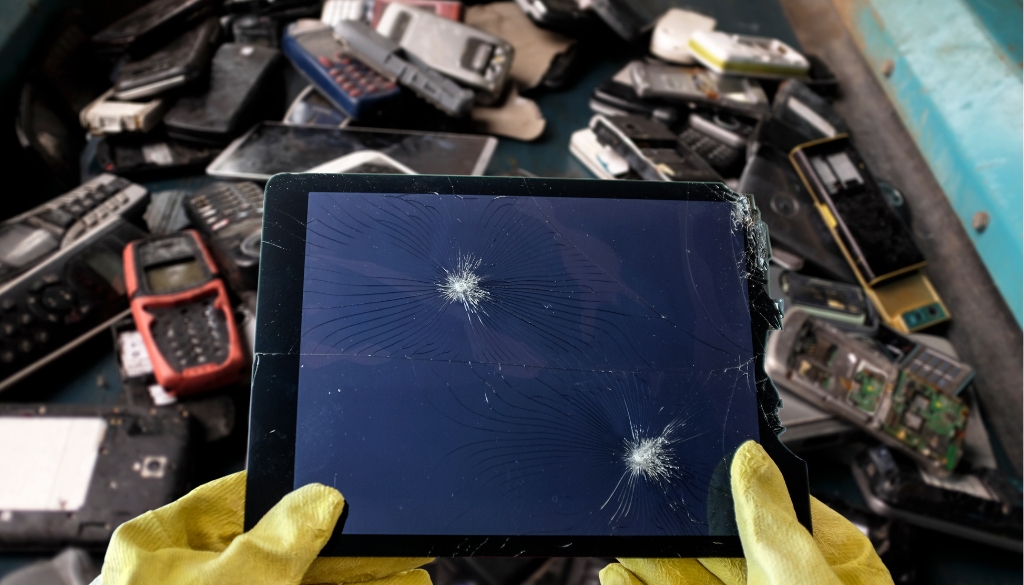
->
xmin=845 ymin=368 xmax=885 ymax=413
xmin=882 ymin=371 xmax=968 ymax=472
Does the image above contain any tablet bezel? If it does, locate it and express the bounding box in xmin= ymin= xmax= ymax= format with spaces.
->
xmin=245 ymin=173 xmax=809 ymax=557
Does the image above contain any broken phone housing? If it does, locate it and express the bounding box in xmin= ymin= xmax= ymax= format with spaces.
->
xmin=629 ymin=61 xmax=768 ymax=117
xmin=112 ymin=16 xmax=220 ymax=101
xmin=759 ymin=79 xmax=849 ymax=153
xmin=0 ymin=403 xmax=194 ymax=549
xmin=790 ymin=136 xmax=949 ymax=332
xmin=95 ymin=132 xmax=219 ymax=181
xmin=870 ymin=326 xmax=975 ymax=396
xmin=779 ymin=271 xmax=870 ymax=328
xmin=589 ymin=114 xmax=721 ymax=182
xmin=766 ymin=310 xmax=968 ymax=474
xmin=677 ymin=111 xmax=755 ymax=176
xmin=245 ymin=174 xmax=809 ymax=557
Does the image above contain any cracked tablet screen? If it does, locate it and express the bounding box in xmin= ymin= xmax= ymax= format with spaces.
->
xmin=294 ymin=192 xmax=760 ymax=536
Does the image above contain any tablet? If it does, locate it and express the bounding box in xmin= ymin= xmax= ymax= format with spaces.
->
xmin=246 ymin=174 xmax=809 ymax=557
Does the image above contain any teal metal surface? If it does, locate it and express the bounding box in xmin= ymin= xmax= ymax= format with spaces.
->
xmin=835 ymin=0 xmax=1024 ymax=324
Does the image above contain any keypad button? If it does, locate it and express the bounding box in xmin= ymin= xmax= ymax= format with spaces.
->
xmin=17 ymin=339 xmax=33 ymax=353
xmin=0 ymin=349 xmax=15 ymax=364
xmin=17 ymin=313 xmax=33 ymax=326
xmin=39 ymin=208 xmax=76 ymax=228
xmin=1 ymin=299 xmax=15 ymax=312
xmin=317 ymin=56 xmax=333 ymax=68
xmin=34 ymin=330 xmax=49 ymax=344
xmin=78 ymin=302 xmax=93 ymax=316
xmin=0 ymin=322 xmax=16 ymax=337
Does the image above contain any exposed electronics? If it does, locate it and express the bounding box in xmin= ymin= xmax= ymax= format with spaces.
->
xmin=163 ymin=43 xmax=282 ymax=145
xmin=372 ymin=0 xmax=464 ymax=28
xmin=334 ymin=20 xmax=475 ymax=117
xmin=569 ymin=128 xmax=632 ymax=180
xmin=678 ymin=111 xmax=753 ymax=176
xmin=738 ymin=144 xmax=856 ymax=283
xmin=283 ymin=20 xmax=401 ymax=119
xmin=766 ymin=310 xmax=968 ymax=474
xmin=629 ymin=61 xmax=768 ymax=116
xmin=779 ymin=271 xmax=869 ymax=327
xmin=650 ymin=8 xmax=716 ymax=65
xmin=283 ymin=86 xmax=351 ymax=126
xmin=206 ymin=122 xmax=496 ymax=180
xmin=95 ymin=133 xmax=219 ymax=181
xmin=759 ymin=79 xmax=849 ymax=152
xmin=79 ymin=90 xmax=165 ymax=135
xmin=91 ymin=0 xmax=214 ymax=55
xmin=0 ymin=403 xmax=193 ymax=550
xmin=688 ymin=31 xmax=810 ymax=79
xmin=184 ymin=182 xmax=264 ymax=293
xmin=871 ymin=326 xmax=975 ymax=396
xmin=305 ymin=150 xmax=419 ymax=174
xmin=790 ymin=136 xmax=949 ymax=332
xmin=852 ymin=445 xmax=1022 ymax=552
xmin=124 ymin=231 xmax=246 ymax=397
xmin=112 ymin=17 xmax=220 ymax=100
xmin=375 ymin=3 xmax=514 ymax=101
xmin=589 ymin=114 xmax=721 ymax=182
xmin=0 ymin=174 xmax=149 ymax=392
xmin=513 ymin=0 xmax=594 ymax=31
xmin=246 ymin=173 xmax=808 ymax=556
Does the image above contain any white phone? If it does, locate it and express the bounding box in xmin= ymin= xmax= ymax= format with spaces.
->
xmin=305 ymin=150 xmax=419 ymax=174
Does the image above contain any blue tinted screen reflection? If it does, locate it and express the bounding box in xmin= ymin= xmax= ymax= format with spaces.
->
xmin=294 ymin=192 xmax=759 ymax=536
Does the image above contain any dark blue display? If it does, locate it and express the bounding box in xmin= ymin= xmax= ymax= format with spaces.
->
xmin=294 ymin=192 xmax=759 ymax=536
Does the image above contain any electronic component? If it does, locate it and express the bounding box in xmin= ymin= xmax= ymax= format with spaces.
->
xmin=0 ymin=174 xmax=149 ymax=392
xmin=163 ymin=43 xmax=282 ymax=145
xmin=589 ymin=114 xmax=721 ymax=182
xmin=375 ymin=2 xmax=514 ymax=101
xmin=678 ymin=111 xmax=753 ymax=175
xmin=112 ymin=17 xmax=220 ymax=100
xmin=283 ymin=86 xmax=350 ymax=127
xmin=333 ymin=20 xmax=475 ymax=117
xmin=0 ymin=403 xmax=194 ymax=549
xmin=79 ymin=90 xmax=165 ymax=135
xmin=305 ymin=151 xmax=418 ymax=174
xmin=569 ymin=128 xmax=633 ymax=180
xmin=283 ymin=19 xmax=401 ymax=119
xmin=766 ymin=310 xmax=968 ymax=473
xmin=852 ymin=445 xmax=1022 ymax=552
xmin=372 ymin=0 xmax=464 ymax=28
xmin=688 ymin=31 xmax=810 ymax=79
xmin=629 ymin=61 xmax=768 ymax=116
xmin=124 ymin=231 xmax=246 ymax=396
xmin=95 ymin=133 xmax=219 ymax=181
xmin=650 ymin=8 xmax=716 ymax=65
xmin=184 ymin=182 xmax=264 ymax=293
xmin=780 ymin=271 xmax=869 ymax=326
xmin=872 ymin=326 xmax=975 ymax=396
xmin=91 ymin=0 xmax=214 ymax=55
xmin=790 ymin=136 xmax=949 ymax=332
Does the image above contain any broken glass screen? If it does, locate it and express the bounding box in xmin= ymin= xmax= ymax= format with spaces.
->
xmin=293 ymin=192 xmax=760 ymax=537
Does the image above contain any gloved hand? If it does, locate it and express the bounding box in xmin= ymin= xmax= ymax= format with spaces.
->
xmin=599 ymin=441 xmax=893 ymax=585
xmin=96 ymin=470 xmax=432 ymax=585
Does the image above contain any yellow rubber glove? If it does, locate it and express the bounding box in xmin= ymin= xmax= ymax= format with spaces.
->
xmin=98 ymin=470 xmax=432 ymax=585
xmin=600 ymin=441 xmax=894 ymax=585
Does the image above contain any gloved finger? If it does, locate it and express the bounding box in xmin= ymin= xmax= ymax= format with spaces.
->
xmin=694 ymin=558 xmax=746 ymax=585
xmin=611 ymin=559 xmax=726 ymax=585
xmin=303 ymin=558 xmax=434 ymax=584
xmin=304 ymin=567 xmax=433 ymax=585
xmin=807 ymin=497 xmax=892 ymax=583
xmin=216 ymin=482 xmax=346 ymax=584
xmin=729 ymin=441 xmax=843 ymax=585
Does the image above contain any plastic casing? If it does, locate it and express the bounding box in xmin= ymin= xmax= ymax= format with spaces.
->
xmin=650 ymin=8 xmax=716 ymax=65
xmin=688 ymin=30 xmax=809 ymax=79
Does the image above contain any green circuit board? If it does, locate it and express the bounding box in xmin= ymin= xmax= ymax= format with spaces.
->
xmin=847 ymin=368 xmax=885 ymax=414
xmin=883 ymin=371 xmax=968 ymax=471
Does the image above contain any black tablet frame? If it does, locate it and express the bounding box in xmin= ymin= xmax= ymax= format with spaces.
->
xmin=245 ymin=173 xmax=810 ymax=557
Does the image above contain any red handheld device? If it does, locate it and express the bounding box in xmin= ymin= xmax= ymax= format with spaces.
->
xmin=123 ymin=230 xmax=244 ymax=396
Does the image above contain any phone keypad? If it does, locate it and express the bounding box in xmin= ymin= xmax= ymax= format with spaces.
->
xmin=149 ymin=297 xmax=230 ymax=372
xmin=187 ymin=182 xmax=263 ymax=233
xmin=679 ymin=128 xmax=742 ymax=171
xmin=321 ymin=51 xmax=396 ymax=100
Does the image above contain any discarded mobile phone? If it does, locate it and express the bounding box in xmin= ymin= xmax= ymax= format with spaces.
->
xmin=872 ymin=326 xmax=975 ymax=396
xmin=738 ymin=144 xmax=856 ymax=283
xmin=92 ymin=0 xmax=214 ymax=55
xmin=124 ymin=230 xmax=246 ymax=396
xmin=334 ymin=20 xmax=475 ymax=117
xmin=513 ymin=0 xmax=594 ymax=31
xmin=759 ymin=79 xmax=849 ymax=152
xmin=372 ymin=0 xmax=464 ymax=28
xmin=678 ymin=111 xmax=753 ymax=175
xmin=650 ymin=8 xmax=716 ymax=65
xmin=779 ymin=271 xmax=869 ymax=326
xmin=590 ymin=75 xmax=679 ymax=126
xmin=163 ymin=43 xmax=282 ymax=145
xmin=79 ymin=90 xmax=165 ymax=135
xmin=375 ymin=2 xmax=514 ymax=101
xmin=0 ymin=175 xmax=149 ymax=392
xmin=229 ymin=14 xmax=279 ymax=48
xmin=790 ymin=135 xmax=949 ymax=332
xmin=589 ymin=114 xmax=721 ymax=182
xmin=688 ymin=31 xmax=809 ymax=79
xmin=184 ymin=182 xmax=264 ymax=293
xmin=0 ymin=403 xmax=194 ymax=549
xmin=629 ymin=61 xmax=768 ymax=116
xmin=851 ymin=445 xmax=1022 ymax=552
xmin=95 ymin=133 xmax=219 ymax=180
xmin=283 ymin=86 xmax=350 ymax=126
xmin=569 ymin=128 xmax=632 ymax=180
xmin=113 ymin=17 xmax=220 ymax=100
xmin=305 ymin=150 xmax=419 ymax=174
xmin=283 ymin=19 xmax=401 ymax=118
xmin=766 ymin=310 xmax=968 ymax=474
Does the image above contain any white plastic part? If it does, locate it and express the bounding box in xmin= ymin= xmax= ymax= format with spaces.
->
xmin=650 ymin=8 xmax=716 ymax=65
